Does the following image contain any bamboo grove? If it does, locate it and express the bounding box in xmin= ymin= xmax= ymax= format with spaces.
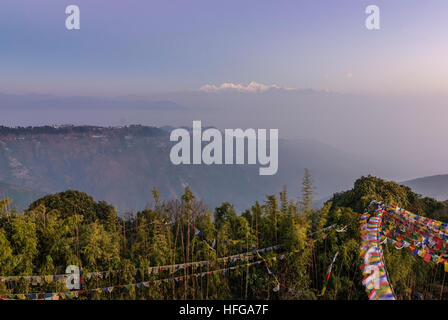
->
xmin=2 ymin=171 xmax=448 ymax=300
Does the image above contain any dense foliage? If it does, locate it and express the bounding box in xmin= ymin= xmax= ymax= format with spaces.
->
xmin=1 ymin=174 xmax=448 ymax=300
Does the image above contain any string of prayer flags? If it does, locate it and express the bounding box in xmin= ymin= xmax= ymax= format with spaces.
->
xmin=318 ymin=251 xmax=339 ymax=297
xmin=0 ymin=244 xmax=282 ymax=286
xmin=376 ymin=201 xmax=448 ymax=270
xmin=223 ymin=239 xmax=247 ymax=245
xmin=193 ymin=225 xmax=202 ymax=236
xmin=382 ymin=204 xmax=448 ymax=257
xmin=312 ymin=223 xmax=346 ymax=239
xmin=2 ymin=255 xmax=300 ymax=300
xmin=359 ymin=201 xmax=396 ymax=300
xmin=253 ymin=247 xmax=282 ymax=292
xmin=0 ymin=249 xmax=304 ymax=300
xmin=383 ymin=229 xmax=448 ymax=269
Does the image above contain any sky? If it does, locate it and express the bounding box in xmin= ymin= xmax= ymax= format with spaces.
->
xmin=1 ymin=0 xmax=448 ymax=96
xmin=1 ymin=1 xmax=448 ymax=182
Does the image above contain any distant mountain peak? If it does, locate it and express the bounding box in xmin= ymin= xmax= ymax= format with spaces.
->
xmin=199 ymin=81 xmax=296 ymax=93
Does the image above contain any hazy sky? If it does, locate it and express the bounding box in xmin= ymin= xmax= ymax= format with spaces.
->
xmin=2 ymin=1 xmax=448 ymax=186
xmin=1 ymin=0 xmax=447 ymax=96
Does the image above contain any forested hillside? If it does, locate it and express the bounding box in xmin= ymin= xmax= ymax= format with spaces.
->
xmin=1 ymin=174 xmax=448 ymax=300
xmin=0 ymin=181 xmax=44 ymax=211
xmin=0 ymin=125 xmax=385 ymax=212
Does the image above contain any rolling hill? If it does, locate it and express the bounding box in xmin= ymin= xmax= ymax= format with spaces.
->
xmin=402 ymin=174 xmax=448 ymax=201
xmin=0 ymin=125 xmax=384 ymax=212
xmin=0 ymin=180 xmax=45 ymax=210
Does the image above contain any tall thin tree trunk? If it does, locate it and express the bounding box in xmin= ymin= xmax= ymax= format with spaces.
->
xmin=440 ymin=270 xmax=446 ymax=300
xmin=245 ymin=231 xmax=249 ymax=299
xmin=186 ymin=208 xmax=190 ymax=299
xmin=180 ymin=217 xmax=186 ymax=299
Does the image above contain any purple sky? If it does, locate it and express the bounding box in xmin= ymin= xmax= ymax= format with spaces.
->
xmin=1 ymin=1 xmax=448 ymax=182
xmin=1 ymin=0 xmax=447 ymax=95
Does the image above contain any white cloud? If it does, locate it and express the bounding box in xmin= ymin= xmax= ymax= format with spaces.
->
xmin=200 ymin=81 xmax=292 ymax=93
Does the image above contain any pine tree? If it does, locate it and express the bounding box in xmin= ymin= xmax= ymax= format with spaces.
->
xmin=299 ymin=168 xmax=315 ymax=217
xmin=280 ymin=185 xmax=289 ymax=215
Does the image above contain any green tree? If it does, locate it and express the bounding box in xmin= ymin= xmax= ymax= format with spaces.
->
xmin=299 ymin=168 xmax=315 ymax=217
